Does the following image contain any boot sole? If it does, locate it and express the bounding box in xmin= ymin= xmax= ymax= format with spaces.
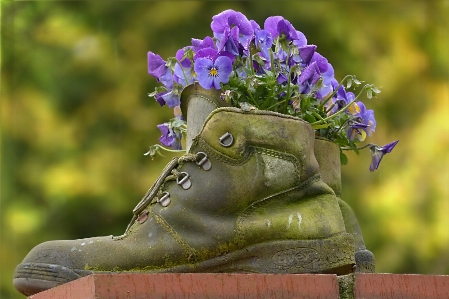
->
xmin=14 ymin=233 xmax=354 ymax=295
xmin=13 ymin=263 xmax=92 ymax=296
xmin=185 ymin=232 xmax=355 ymax=275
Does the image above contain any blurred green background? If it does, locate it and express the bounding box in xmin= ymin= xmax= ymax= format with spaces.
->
xmin=1 ymin=1 xmax=449 ymax=298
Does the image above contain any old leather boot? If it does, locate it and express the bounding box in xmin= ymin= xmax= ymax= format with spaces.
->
xmin=314 ymin=137 xmax=375 ymax=273
xmin=180 ymin=84 xmax=373 ymax=273
xmin=14 ymin=106 xmax=355 ymax=296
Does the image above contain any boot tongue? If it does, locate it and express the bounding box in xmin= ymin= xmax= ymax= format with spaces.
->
xmin=180 ymin=84 xmax=231 ymax=151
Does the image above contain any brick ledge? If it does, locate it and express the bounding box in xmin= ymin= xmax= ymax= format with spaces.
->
xmin=28 ymin=273 xmax=449 ymax=299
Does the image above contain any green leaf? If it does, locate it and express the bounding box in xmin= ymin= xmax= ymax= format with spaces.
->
xmin=311 ymin=123 xmax=330 ymax=129
xmin=304 ymin=113 xmax=316 ymax=123
xmin=171 ymin=117 xmax=186 ymax=128
xmin=340 ymin=151 xmax=348 ymax=165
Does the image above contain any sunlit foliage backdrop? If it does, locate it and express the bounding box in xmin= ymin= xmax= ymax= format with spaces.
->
xmin=1 ymin=1 xmax=449 ymax=298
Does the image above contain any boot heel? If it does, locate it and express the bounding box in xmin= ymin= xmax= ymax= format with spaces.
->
xmin=196 ymin=233 xmax=355 ymax=275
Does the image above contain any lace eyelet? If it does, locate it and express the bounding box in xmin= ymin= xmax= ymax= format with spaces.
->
xmin=196 ymin=152 xmax=211 ymax=171
xmin=219 ymin=132 xmax=234 ymax=147
xmin=137 ymin=210 xmax=149 ymax=224
xmin=176 ymin=172 xmax=192 ymax=190
xmin=157 ymin=192 xmax=171 ymax=207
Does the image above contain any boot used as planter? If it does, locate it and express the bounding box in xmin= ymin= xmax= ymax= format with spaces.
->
xmin=14 ymin=84 xmax=355 ymax=296
xmin=183 ymin=85 xmax=375 ymax=273
xmin=314 ymin=138 xmax=375 ymax=273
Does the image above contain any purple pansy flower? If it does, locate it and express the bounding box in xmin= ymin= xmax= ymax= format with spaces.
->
xmin=174 ymin=47 xmax=195 ymax=86
xmin=316 ymin=63 xmax=335 ymax=99
xmin=357 ymin=102 xmax=376 ymax=135
xmin=147 ymin=51 xmax=173 ymax=89
xmin=310 ymin=52 xmax=329 ymax=74
xmin=216 ymin=27 xmax=239 ymax=55
xmin=299 ymin=45 xmax=317 ymax=65
xmin=154 ymin=89 xmax=181 ymax=108
xmin=157 ymin=123 xmax=183 ymax=150
xmin=299 ymin=62 xmax=319 ymax=85
xmin=191 ymin=36 xmax=215 ymax=52
xmin=194 ymin=47 xmax=235 ymax=64
xmin=250 ymin=20 xmax=261 ymax=31
xmin=323 ymin=79 xmax=353 ymax=114
xmin=254 ymin=29 xmax=273 ymax=60
xmin=146 ymin=10 xmax=391 ymax=172
xmin=369 ymin=140 xmax=399 ymax=172
xmin=194 ymin=54 xmax=233 ymax=90
xmin=147 ymin=51 xmax=167 ymax=78
xmin=346 ymin=121 xmax=370 ymax=142
xmin=154 ymin=91 xmax=168 ymax=107
xmin=293 ymin=30 xmax=307 ymax=47
xmin=346 ymin=101 xmax=376 ymax=139
xmin=161 ymin=91 xmax=181 ymax=108
xmin=299 ymin=61 xmax=321 ymax=93
xmin=211 ymin=9 xmax=254 ymax=51
xmin=264 ymin=16 xmax=299 ymax=41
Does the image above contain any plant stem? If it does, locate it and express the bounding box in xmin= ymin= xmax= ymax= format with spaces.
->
xmin=248 ymin=47 xmax=255 ymax=76
xmin=175 ymin=58 xmax=190 ymax=86
xmin=270 ymin=49 xmax=275 ymax=74
xmin=341 ymin=143 xmax=374 ymax=151
xmin=266 ymin=97 xmax=289 ymax=111
xmin=318 ymin=74 xmax=353 ymax=111
xmin=282 ymin=65 xmax=298 ymax=112
xmin=312 ymin=84 xmax=368 ymax=125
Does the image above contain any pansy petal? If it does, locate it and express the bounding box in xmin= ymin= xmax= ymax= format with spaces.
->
xmin=162 ymin=91 xmax=180 ymax=108
xmin=369 ymin=140 xmax=399 ymax=171
xmin=369 ymin=150 xmax=384 ymax=172
xmin=148 ymin=51 xmax=167 ymax=78
xmin=157 ymin=123 xmax=175 ymax=147
xmin=154 ymin=91 xmax=168 ymax=107
xmin=299 ymin=45 xmax=317 ymax=65
xmin=299 ymin=61 xmax=318 ymax=85
xmin=277 ymin=19 xmax=298 ymax=41
xmin=293 ymin=31 xmax=307 ymax=47
xmin=213 ymin=55 xmax=233 ymax=87
xmin=255 ymin=29 xmax=273 ymax=59
xmin=176 ymin=47 xmax=192 ymax=68
xmin=250 ymin=19 xmax=261 ymax=31
xmin=383 ymin=140 xmax=399 ymax=153
xmin=211 ymin=9 xmax=253 ymax=50
xmin=264 ymin=16 xmax=283 ymax=39
xmin=311 ymin=52 xmax=328 ymax=73
xmin=195 ymin=48 xmax=218 ymax=61
xmin=194 ymin=58 xmax=215 ymax=89
xmin=191 ymin=36 xmax=215 ymax=52
xmin=158 ymin=67 xmax=174 ymax=89
xmin=174 ymin=64 xmax=194 ymax=87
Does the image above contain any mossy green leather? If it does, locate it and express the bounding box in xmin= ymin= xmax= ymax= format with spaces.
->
xmin=314 ymin=138 xmax=375 ymax=273
xmin=14 ymin=108 xmax=355 ymax=296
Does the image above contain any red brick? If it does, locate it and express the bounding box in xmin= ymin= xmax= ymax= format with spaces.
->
xmin=28 ymin=273 xmax=340 ymax=299
xmin=355 ymin=273 xmax=449 ymax=299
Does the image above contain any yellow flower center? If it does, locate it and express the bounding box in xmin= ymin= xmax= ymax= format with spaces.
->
xmin=348 ymin=102 xmax=360 ymax=115
xmin=209 ymin=67 xmax=218 ymax=77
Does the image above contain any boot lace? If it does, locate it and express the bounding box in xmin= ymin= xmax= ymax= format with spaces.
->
xmin=125 ymin=152 xmax=211 ymax=231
